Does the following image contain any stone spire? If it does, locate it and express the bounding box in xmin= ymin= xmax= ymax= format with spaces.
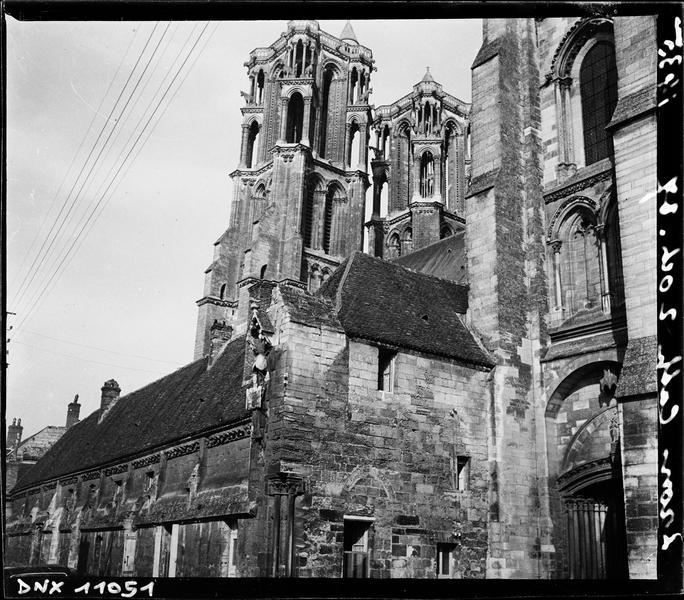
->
xmin=421 ymin=66 xmax=435 ymax=83
xmin=340 ymin=21 xmax=358 ymax=43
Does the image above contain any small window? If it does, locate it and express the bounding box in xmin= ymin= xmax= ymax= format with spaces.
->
xmin=219 ymin=283 xmax=227 ymax=300
xmin=377 ymin=349 xmax=396 ymax=391
xmin=456 ymin=456 xmax=470 ymax=491
xmin=343 ymin=519 xmax=371 ymax=578
xmin=436 ymin=543 xmax=456 ymax=577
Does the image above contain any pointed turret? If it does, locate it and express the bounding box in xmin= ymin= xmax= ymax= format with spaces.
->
xmin=421 ymin=66 xmax=435 ymax=83
xmin=340 ymin=21 xmax=358 ymax=43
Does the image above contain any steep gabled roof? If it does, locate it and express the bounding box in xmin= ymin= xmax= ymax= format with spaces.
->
xmin=13 ymin=336 xmax=249 ymax=492
xmin=318 ymin=253 xmax=493 ymax=368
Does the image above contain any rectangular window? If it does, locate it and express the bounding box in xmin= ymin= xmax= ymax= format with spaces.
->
xmin=377 ymin=349 xmax=396 ymax=391
xmin=436 ymin=543 xmax=456 ymax=577
xmin=456 ymin=456 xmax=470 ymax=491
xmin=343 ymin=518 xmax=371 ymax=578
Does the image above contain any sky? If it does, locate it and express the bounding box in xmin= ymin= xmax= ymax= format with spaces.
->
xmin=6 ymin=18 xmax=483 ymax=440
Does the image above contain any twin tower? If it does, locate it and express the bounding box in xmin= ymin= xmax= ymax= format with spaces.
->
xmin=194 ymin=20 xmax=469 ymax=359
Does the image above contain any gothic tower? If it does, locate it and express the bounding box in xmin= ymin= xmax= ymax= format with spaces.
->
xmin=194 ymin=21 xmax=374 ymax=359
xmin=367 ymin=69 xmax=469 ymax=258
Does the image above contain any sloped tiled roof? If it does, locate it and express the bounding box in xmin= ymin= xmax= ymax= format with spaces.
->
xmin=392 ymin=232 xmax=467 ymax=284
xmin=13 ymin=336 xmax=249 ymax=492
xmin=615 ymin=335 xmax=657 ymax=399
xmin=319 ymin=253 xmax=493 ymax=368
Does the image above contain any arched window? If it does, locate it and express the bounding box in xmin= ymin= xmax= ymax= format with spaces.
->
xmin=286 ymin=93 xmax=304 ymax=143
xmin=420 ymin=152 xmax=435 ymax=198
xmin=295 ymin=40 xmax=304 ymax=77
xmin=396 ymin=123 xmax=411 ymax=212
xmin=319 ymin=66 xmax=335 ymax=157
xmin=386 ymin=233 xmax=401 ymax=259
xmin=349 ymin=67 xmax=358 ymax=104
xmin=260 ymin=264 xmax=268 ymax=279
xmin=256 ymin=69 xmax=265 ymax=104
xmin=302 ymin=175 xmax=320 ymax=248
xmin=401 ymin=227 xmax=413 ymax=255
xmin=323 ymin=183 xmax=345 ymax=255
xmin=219 ymin=283 xmax=227 ymax=300
xmin=558 ymin=207 xmax=602 ymax=315
xmin=245 ymin=121 xmax=260 ymax=168
xmin=381 ymin=124 xmax=390 ymax=158
xmin=348 ymin=121 xmax=360 ymax=168
xmin=580 ymin=42 xmax=618 ymax=165
xmin=252 ymin=183 xmax=266 ymax=224
xmin=323 ymin=189 xmax=334 ymax=254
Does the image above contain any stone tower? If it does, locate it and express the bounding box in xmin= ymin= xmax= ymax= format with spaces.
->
xmin=367 ymin=69 xmax=469 ymax=258
xmin=194 ymin=20 xmax=373 ymax=360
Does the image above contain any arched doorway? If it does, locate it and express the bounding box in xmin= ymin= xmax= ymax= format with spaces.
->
xmin=546 ymin=362 xmax=627 ymax=579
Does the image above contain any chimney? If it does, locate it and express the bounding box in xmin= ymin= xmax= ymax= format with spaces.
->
xmin=66 ymin=394 xmax=81 ymax=428
xmin=208 ymin=320 xmax=233 ymax=369
xmin=98 ymin=379 xmax=121 ymax=423
xmin=7 ymin=418 xmax=23 ymax=451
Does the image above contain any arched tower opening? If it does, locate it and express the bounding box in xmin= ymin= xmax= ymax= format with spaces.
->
xmin=286 ymin=92 xmax=304 ymax=143
xmin=245 ymin=121 xmax=260 ymax=169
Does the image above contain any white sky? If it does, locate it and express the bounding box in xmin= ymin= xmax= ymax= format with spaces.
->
xmin=6 ymin=18 xmax=482 ymax=439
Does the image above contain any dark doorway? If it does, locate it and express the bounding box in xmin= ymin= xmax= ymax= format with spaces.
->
xmin=563 ymin=478 xmax=627 ymax=579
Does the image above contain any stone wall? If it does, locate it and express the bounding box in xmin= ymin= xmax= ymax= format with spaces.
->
xmin=261 ymin=289 xmax=491 ymax=578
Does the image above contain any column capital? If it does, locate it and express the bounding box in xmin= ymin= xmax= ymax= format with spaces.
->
xmin=549 ymin=239 xmax=563 ymax=253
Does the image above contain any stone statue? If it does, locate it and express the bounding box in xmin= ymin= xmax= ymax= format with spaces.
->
xmin=359 ymin=87 xmax=373 ymax=103
xmin=304 ymin=63 xmax=314 ymax=77
xmin=240 ymin=90 xmax=253 ymax=104
xmin=248 ymin=303 xmax=273 ymax=387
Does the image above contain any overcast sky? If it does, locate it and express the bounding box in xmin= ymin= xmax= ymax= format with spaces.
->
xmin=6 ymin=18 xmax=482 ymax=440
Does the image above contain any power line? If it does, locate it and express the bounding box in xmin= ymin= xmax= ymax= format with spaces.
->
xmin=14 ymin=23 xmax=174 ymax=319
xmin=12 ymin=23 xmax=212 ymax=339
xmin=12 ymin=341 xmax=171 ymax=374
xmin=10 ymin=23 xmax=163 ymax=311
xmin=8 ymin=23 xmax=141 ymax=293
xmin=20 ymin=329 xmax=179 ymax=364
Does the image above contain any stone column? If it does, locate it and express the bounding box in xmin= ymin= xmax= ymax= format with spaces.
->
xmin=279 ymin=97 xmax=289 ymax=142
xmin=550 ymin=240 xmax=563 ymax=311
xmin=345 ymin=122 xmax=352 ymax=167
xmin=301 ymin=97 xmax=312 ymax=146
xmin=595 ymin=224 xmax=612 ymax=314
xmin=359 ymin=122 xmax=368 ymax=170
xmin=239 ymin=123 xmax=251 ymax=168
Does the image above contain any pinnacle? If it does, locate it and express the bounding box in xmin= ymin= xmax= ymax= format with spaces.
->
xmin=421 ymin=66 xmax=435 ymax=83
xmin=340 ymin=21 xmax=358 ymax=43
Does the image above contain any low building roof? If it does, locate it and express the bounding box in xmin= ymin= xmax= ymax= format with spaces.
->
xmin=318 ymin=252 xmax=493 ymax=368
xmin=12 ymin=336 xmax=249 ymax=493
xmin=392 ymin=232 xmax=467 ymax=284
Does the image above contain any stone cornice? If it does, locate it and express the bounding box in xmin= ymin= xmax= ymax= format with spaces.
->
xmin=543 ymin=159 xmax=612 ymax=203
xmin=195 ymin=296 xmax=235 ymax=309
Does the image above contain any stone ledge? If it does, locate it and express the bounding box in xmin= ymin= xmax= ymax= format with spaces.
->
xmin=607 ymin=86 xmax=656 ymax=131
xmin=465 ymin=168 xmax=500 ymax=198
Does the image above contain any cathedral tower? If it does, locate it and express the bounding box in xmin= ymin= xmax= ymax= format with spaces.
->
xmin=367 ymin=69 xmax=469 ymax=258
xmin=194 ymin=21 xmax=373 ymax=359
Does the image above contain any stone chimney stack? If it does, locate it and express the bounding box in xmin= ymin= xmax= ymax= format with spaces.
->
xmin=66 ymin=394 xmax=81 ymax=428
xmin=98 ymin=379 xmax=121 ymax=423
xmin=7 ymin=418 xmax=23 ymax=451
xmin=208 ymin=320 xmax=233 ymax=369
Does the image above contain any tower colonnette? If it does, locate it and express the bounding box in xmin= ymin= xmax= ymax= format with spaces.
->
xmin=368 ymin=69 xmax=470 ymax=258
xmin=194 ymin=21 xmax=375 ymax=360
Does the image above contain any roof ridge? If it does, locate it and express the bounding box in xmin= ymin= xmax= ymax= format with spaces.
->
xmin=334 ymin=252 xmax=360 ymax=312
xmin=363 ymin=250 xmax=469 ymax=290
